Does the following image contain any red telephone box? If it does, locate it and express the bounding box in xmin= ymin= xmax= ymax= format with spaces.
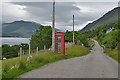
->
xmin=55 ymin=31 xmax=65 ymax=55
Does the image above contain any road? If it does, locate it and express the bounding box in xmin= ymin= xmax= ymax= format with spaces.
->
xmin=19 ymin=40 xmax=118 ymax=78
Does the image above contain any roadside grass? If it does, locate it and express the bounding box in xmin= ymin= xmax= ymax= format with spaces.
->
xmin=104 ymin=44 xmax=120 ymax=63
xmin=2 ymin=45 xmax=90 ymax=80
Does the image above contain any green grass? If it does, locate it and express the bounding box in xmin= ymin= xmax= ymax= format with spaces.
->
xmin=2 ymin=45 xmax=90 ymax=80
xmin=104 ymin=44 xmax=120 ymax=63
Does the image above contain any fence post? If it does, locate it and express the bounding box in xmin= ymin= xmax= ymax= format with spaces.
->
xmin=20 ymin=47 xmax=22 ymax=61
xmin=18 ymin=50 xmax=19 ymax=57
xmin=29 ymin=43 xmax=31 ymax=63
xmin=44 ymin=45 xmax=46 ymax=54
xmin=37 ymin=47 xmax=38 ymax=56
xmin=23 ymin=50 xmax=24 ymax=55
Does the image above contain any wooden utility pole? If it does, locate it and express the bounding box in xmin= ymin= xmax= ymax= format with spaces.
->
xmin=73 ymin=15 xmax=75 ymax=44
xmin=52 ymin=0 xmax=55 ymax=52
xmin=20 ymin=47 xmax=22 ymax=61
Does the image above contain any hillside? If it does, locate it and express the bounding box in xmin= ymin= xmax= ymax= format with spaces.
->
xmin=2 ymin=20 xmax=61 ymax=38
xmin=80 ymin=7 xmax=119 ymax=31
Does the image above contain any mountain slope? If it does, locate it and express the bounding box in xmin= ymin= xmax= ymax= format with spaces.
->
xmin=80 ymin=7 xmax=119 ymax=31
xmin=2 ymin=20 xmax=61 ymax=37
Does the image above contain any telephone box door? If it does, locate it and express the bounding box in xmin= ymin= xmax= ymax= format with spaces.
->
xmin=55 ymin=31 xmax=65 ymax=55
xmin=56 ymin=36 xmax=62 ymax=53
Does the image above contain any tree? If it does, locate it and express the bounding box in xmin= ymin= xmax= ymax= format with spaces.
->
xmin=2 ymin=44 xmax=20 ymax=59
xmin=30 ymin=25 xmax=52 ymax=51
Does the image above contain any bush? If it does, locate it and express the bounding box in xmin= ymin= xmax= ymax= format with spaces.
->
xmin=101 ymin=30 xmax=119 ymax=49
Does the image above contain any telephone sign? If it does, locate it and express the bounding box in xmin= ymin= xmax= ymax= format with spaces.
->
xmin=55 ymin=31 xmax=65 ymax=55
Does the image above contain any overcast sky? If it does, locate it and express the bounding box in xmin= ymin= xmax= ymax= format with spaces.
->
xmin=2 ymin=0 xmax=118 ymax=31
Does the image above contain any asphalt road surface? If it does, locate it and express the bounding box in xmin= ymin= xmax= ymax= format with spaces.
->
xmin=19 ymin=40 xmax=118 ymax=78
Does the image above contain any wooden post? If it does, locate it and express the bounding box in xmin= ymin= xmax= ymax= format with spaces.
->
xmin=29 ymin=43 xmax=31 ymax=63
xmin=23 ymin=50 xmax=24 ymax=55
xmin=37 ymin=47 xmax=38 ymax=56
xmin=20 ymin=48 xmax=22 ymax=61
xmin=73 ymin=15 xmax=75 ymax=44
xmin=44 ymin=45 xmax=46 ymax=54
xmin=18 ymin=50 xmax=19 ymax=56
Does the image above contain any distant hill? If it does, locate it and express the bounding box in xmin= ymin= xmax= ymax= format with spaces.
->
xmin=2 ymin=20 xmax=61 ymax=38
xmin=80 ymin=7 xmax=119 ymax=32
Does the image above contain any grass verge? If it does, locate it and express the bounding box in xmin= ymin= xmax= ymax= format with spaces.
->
xmin=104 ymin=44 xmax=120 ymax=63
xmin=2 ymin=45 xmax=90 ymax=80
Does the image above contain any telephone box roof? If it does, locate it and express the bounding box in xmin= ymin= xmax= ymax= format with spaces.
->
xmin=55 ymin=31 xmax=64 ymax=34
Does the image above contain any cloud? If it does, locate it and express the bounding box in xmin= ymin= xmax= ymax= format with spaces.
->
xmin=2 ymin=2 xmax=29 ymax=22
xmin=2 ymin=2 xmax=118 ymax=31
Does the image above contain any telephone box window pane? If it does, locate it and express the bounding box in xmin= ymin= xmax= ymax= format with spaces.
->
xmin=57 ymin=36 xmax=62 ymax=53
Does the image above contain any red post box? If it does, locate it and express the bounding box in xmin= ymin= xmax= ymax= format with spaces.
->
xmin=55 ymin=31 xmax=65 ymax=55
xmin=78 ymin=40 xmax=80 ymax=45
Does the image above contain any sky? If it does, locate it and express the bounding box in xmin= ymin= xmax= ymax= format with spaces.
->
xmin=1 ymin=0 xmax=119 ymax=31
